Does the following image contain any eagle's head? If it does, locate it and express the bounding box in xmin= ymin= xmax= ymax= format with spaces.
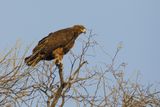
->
xmin=73 ymin=25 xmax=86 ymax=34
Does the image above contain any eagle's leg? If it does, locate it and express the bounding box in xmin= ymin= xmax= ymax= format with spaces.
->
xmin=53 ymin=48 xmax=63 ymax=66
xmin=53 ymin=48 xmax=66 ymax=87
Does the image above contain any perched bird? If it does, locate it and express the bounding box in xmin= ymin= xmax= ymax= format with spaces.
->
xmin=25 ymin=25 xmax=86 ymax=66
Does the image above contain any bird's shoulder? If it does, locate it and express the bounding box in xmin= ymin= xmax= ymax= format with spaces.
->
xmin=38 ymin=33 xmax=53 ymax=45
xmin=38 ymin=27 xmax=74 ymax=44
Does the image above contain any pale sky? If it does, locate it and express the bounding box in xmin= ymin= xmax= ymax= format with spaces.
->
xmin=0 ymin=0 xmax=160 ymax=85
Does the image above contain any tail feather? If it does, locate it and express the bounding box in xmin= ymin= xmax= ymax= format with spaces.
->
xmin=25 ymin=54 xmax=41 ymax=66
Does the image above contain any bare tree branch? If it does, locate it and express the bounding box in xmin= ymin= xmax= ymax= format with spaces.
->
xmin=0 ymin=32 xmax=160 ymax=107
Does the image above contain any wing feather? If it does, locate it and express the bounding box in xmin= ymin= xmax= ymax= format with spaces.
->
xmin=32 ymin=28 xmax=75 ymax=59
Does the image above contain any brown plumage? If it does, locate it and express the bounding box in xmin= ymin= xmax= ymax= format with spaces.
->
xmin=25 ymin=25 xmax=86 ymax=66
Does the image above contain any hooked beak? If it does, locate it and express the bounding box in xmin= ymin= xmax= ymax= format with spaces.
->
xmin=81 ymin=28 xmax=87 ymax=34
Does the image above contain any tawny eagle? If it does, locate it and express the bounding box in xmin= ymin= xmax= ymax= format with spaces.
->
xmin=25 ymin=25 xmax=86 ymax=66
